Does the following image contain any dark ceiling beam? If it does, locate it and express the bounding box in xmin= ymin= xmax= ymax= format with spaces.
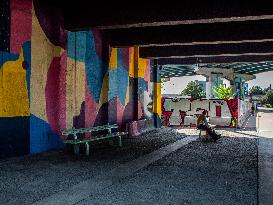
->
xmin=157 ymin=55 xmax=273 ymax=65
xmin=106 ymin=20 xmax=273 ymax=47
xmin=139 ymin=42 xmax=273 ymax=58
xmin=64 ymin=1 xmax=273 ymax=30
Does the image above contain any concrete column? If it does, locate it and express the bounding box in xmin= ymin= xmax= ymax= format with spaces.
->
xmin=206 ymin=76 xmax=212 ymax=99
xmin=239 ymin=77 xmax=243 ymax=100
xmin=153 ymin=59 xmax=161 ymax=128
xmin=133 ymin=46 xmax=139 ymax=121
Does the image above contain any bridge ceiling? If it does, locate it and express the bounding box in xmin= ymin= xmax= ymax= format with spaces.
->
xmin=160 ymin=65 xmax=197 ymax=78
xmin=160 ymin=62 xmax=273 ymax=78
xmin=200 ymin=62 xmax=273 ymax=75
xmin=64 ymin=1 xmax=273 ymax=30
xmin=61 ymin=0 xmax=273 ymax=78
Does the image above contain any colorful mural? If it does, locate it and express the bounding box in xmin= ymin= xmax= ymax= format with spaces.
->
xmin=162 ymin=97 xmax=239 ymax=127
xmin=0 ymin=0 xmax=160 ymax=158
xmin=0 ymin=0 xmax=31 ymax=158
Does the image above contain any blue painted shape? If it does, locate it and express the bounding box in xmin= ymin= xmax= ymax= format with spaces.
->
xmin=67 ymin=31 xmax=87 ymax=62
xmin=30 ymin=115 xmax=64 ymax=154
xmin=138 ymin=78 xmax=148 ymax=93
xmin=0 ymin=51 xmax=19 ymax=68
xmin=68 ymin=31 xmax=107 ymax=103
xmin=154 ymin=113 xmax=161 ymax=128
xmin=0 ymin=117 xmax=29 ymax=159
xmin=22 ymin=41 xmax=31 ymax=103
xmin=244 ymin=82 xmax=248 ymax=96
xmin=150 ymin=60 xmax=155 ymax=82
xmin=108 ymin=49 xmax=129 ymax=105
xmin=150 ymin=60 xmax=160 ymax=83
xmin=85 ymin=31 xmax=108 ymax=103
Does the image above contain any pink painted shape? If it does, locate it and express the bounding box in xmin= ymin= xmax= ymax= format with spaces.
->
xmin=121 ymin=48 xmax=129 ymax=70
xmin=85 ymin=83 xmax=99 ymax=128
xmin=10 ymin=0 xmax=32 ymax=53
xmin=116 ymin=97 xmax=125 ymax=128
xmin=92 ymin=29 xmax=103 ymax=59
xmin=144 ymin=60 xmax=150 ymax=82
xmin=130 ymin=121 xmax=140 ymax=136
xmin=137 ymin=101 xmax=143 ymax=120
xmin=45 ymin=52 xmax=67 ymax=137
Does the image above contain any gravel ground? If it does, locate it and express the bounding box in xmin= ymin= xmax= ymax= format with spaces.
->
xmin=0 ymin=127 xmax=185 ymax=205
xmin=78 ymin=129 xmax=258 ymax=205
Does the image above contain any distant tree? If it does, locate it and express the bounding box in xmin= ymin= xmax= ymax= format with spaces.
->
xmin=265 ymin=90 xmax=273 ymax=107
xmin=249 ymin=86 xmax=265 ymax=95
xmin=181 ymin=81 xmax=206 ymax=98
xmin=213 ymin=84 xmax=236 ymax=100
xmin=161 ymin=78 xmax=168 ymax=89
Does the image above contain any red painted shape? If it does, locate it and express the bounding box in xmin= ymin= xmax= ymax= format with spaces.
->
xmin=45 ymin=52 xmax=67 ymax=137
xmin=216 ymin=106 xmax=221 ymax=117
xmin=179 ymin=111 xmax=186 ymax=126
xmin=226 ymin=98 xmax=238 ymax=119
xmin=161 ymin=97 xmax=173 ymax=126
xmin=10 ymin=0 xmax=32 ymax=53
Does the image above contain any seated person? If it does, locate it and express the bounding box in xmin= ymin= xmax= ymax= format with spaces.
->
xmin=197 ymin=110 xmax=221 ymax=142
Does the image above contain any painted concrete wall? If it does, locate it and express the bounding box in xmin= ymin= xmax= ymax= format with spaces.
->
xmin=0 ymin=0 xmax=160 ymax=158
xmin=238 ymin=100 xmax=252 ymax=127
xmin=162 ymin=97 xmax=239 ymax=127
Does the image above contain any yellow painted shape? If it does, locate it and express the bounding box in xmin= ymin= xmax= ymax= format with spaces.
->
xmin=153 ymin=82 xmax=161 ymax=116
xmin=129 ymin=47 xmax=135 ymax=78
xmin=66 ymin=58 xmax=86 ymax=128
xmin=125 ymin=85 xmax=130 ymax=106
xmin=109 ymin=48 xmax=117 ymax=69
xmin=99 ymin=72 xmax=109 ymax=105
xmin=31 ymin=9 xmax=62 ymax=121
xmin=0 ymin=49 xmax=30 ymax=117
xmin=128 ymin=47 xmax=148 ymax=78
xmin=138 ymin=57 xmax=147 ymax=78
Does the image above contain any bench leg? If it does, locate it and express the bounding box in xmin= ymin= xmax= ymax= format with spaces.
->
xmin=74 ymin=144 xmax=80 ymax=155
xmin=85 ymin=142 xmax=90 ymax=156
xmin=118 ymin=136 xmax=122 ymax=147
xmin=109 ymin=140 xmax=114 ymax=146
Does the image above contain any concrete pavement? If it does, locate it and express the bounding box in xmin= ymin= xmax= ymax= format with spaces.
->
xmin=0 ymin=116 xmax=268 ymax=205
xmin=257 ymin=108 xmax=273 ymax=205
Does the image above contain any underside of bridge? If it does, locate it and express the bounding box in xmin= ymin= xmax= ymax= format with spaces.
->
xmin=63 ymin=0 xmax=273 ymax=78
xmin=1 ymin=0 xmax=273 ymax=158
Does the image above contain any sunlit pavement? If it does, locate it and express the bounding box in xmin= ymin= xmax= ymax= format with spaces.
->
xmin=257 ymin=108 xmax=273 ymax=205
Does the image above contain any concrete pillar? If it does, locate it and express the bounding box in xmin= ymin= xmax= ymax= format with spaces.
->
xmin=239 ymin=77 xmax=243 ymax=100
xmin=153 ymin=59 xmax=161 ymax=128
xmin=206 ymin=76 xmax=212 ymax=99
xmin=133 ymin=46 xmax=139 ymax=121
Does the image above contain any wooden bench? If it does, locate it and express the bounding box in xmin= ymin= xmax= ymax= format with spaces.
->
xmin=62 ymin=124 xmax=128 ymax=156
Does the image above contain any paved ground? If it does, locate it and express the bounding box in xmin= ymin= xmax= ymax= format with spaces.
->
xmin=0 ymin=128 xmax=186 ymax=205
xmin=0 ymin=124 xmax=259 ymax=205
xmin=76 ymin=130 xmax=258 ymax=205
xmin=256 ymin=108 xmax=273 ymax=205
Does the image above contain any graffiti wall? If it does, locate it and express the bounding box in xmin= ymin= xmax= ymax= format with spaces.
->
xmin=0 ymin=0 xmax=31 ymax=158
xmin=0 ymin=0 xmax=159 ymax=158
xmin=238 ymin=100 xmax=252 ymax=127
xmin=162 ymin=97 xmax=239 ymax=127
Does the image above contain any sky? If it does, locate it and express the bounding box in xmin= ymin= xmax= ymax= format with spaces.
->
xmin=162 ymin=71 xmax=273 ymax=94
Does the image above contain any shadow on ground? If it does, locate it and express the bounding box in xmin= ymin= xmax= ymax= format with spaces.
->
xmin=0 ymin=128 xmax=258 ymax=205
